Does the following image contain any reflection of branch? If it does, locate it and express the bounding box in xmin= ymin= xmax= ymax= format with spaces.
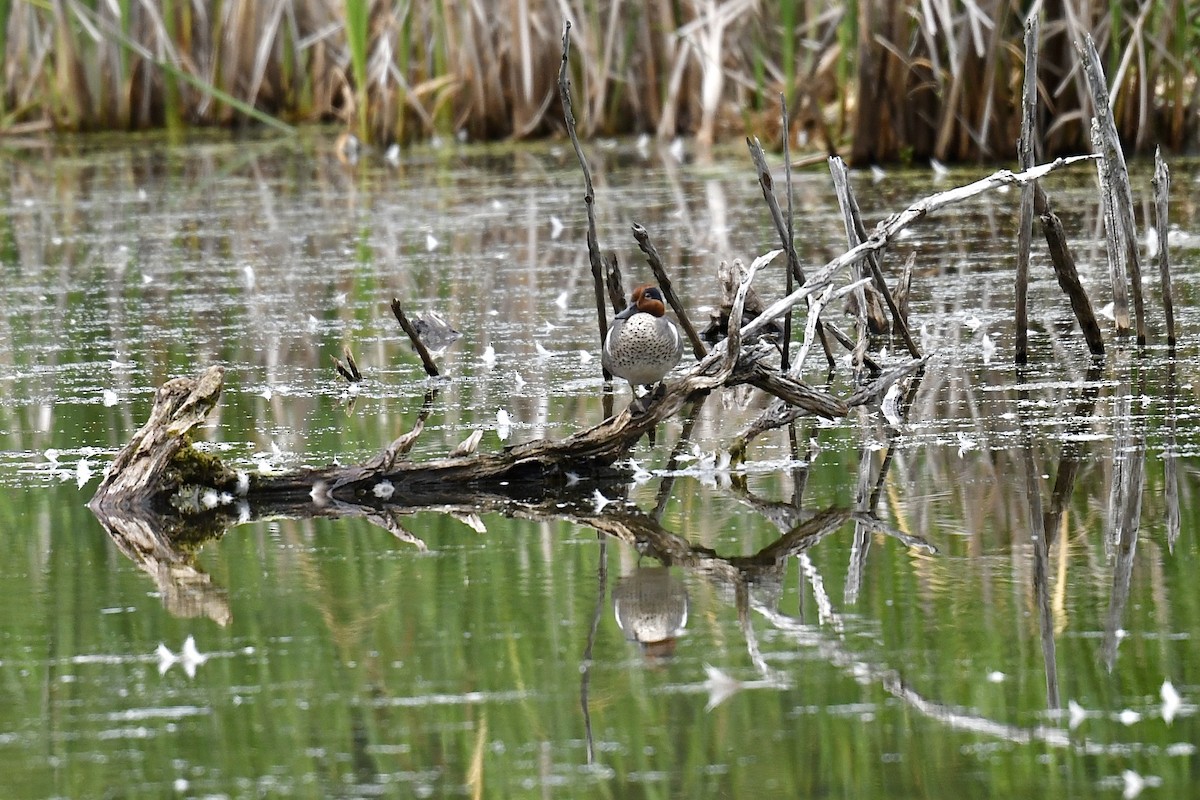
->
xmin=580 ymin=537 xmax=607 ymax=766
xmin=1017 ymin=372 xmax=1058 ymax=709
xmin=1102 ymin=365 xmax=1147 ymax=671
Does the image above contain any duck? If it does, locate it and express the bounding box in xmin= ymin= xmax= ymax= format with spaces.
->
xmin=603 ymin=284 xmax=683 ymax=398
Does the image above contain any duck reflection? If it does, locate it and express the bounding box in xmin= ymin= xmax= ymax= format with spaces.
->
xmin=612 ymin=566 xmax=689 ymax=661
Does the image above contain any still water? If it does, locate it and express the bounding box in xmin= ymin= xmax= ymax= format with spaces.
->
xmin=1 ymin=131 xmax=1198 ymax=798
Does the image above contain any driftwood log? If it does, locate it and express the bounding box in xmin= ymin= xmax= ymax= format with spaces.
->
xmin=90 ymin=251 xmax=926 ymax=517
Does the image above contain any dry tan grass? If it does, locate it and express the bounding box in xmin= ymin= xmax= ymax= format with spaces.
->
xmin=0 ymin=1 xmax=1195 ymax=161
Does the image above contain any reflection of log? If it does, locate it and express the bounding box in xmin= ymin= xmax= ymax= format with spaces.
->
xmin=91 ymin=504 xmax=231 ymax=626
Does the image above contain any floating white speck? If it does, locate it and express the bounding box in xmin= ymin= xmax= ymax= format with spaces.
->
xmin=668 ymin=137 xmax=685 ymax=162
xmin=496 ymin=409 xmax=511 ymax=441
xmin=636 ymin=133 xmax=651 ymax=155
xmin=592 ymin=489 xmax=612 ymax=512
xmin=513 ymin=372 xmax=526 ymax=390
xmin=137 ymin=188 xmax=148 ymax=202
xmin=1161 ymin=679 xmax=1182 ymax=723
xmin=956 ymin=432 xmax=977 ymax=457
xmin=45 ymin=448 xmax=60 ymax=463
xmin=1122 ymin=770 xmax=1145 ymax=800
xmin=141 ymin=273 xmax=153 ymax=286
xmin=870 ymin=164 xmax=886 ymax=183
xmin=310 ymin=481 xmax=329 ymax=505
xmin=541 ymin=320 xmax=557 ymax=334
xmin=76 ymin=458 xmax=93 ymax=488
xmin=565 ymin=471 xmax=581 ymax=486
xmin=425 ymin=233 xmax=439 ymax=252
xmin=481 ymin=345 xmax=496 ymax=368
xmin=629 ymin=459 xmax=652 ymax=485
xmin=307 ymin=315 xmax=320 ymax=333
xmin=1068 ymin=699 xmax=1087 ymax=729
xmin=1118 ymin=708 xmax=1141 ymax=726
xmin=173 ymin=779 xmax=189 ymax=793
xmin=930 ymin=158 xmax=950 ymax=179
xmin=981 ymin=332 xmax=996 ymax=365
xmin=384 ymin=143 xmax=401 ymax=166
xmin=156 ymin=643 xmax=178 ymax=675
xmin=235 ymin=470 xmax=250 ymax=496
xmin=1144 ymin=226 xmax=1159 ymax=258
xmin=881 ymin=382 xmax=903 ymax=427
xmin=550 ymin=216 xmax=564 ymax=239
xmin=201 ymin=490 xmax=220 ymax=509
xmin=704 ymin=664 xmax=742 ymax=711
xmin=962 ymin=314 xmax=982 ymax=332
xmin=535 ymin=341 xmax=551 ymax=357
xmin=579 ymin=350 xmax=593 ymax=364
xmin=986 ymin=670 xmax=1006 ymax=683
xmin=243 ymin=265 xmax=256 ymax=289
xmin=180 ymin=635 xmax=208 ymax=678
xmin=1099 ymin=302 xmax=1116 ymax=321
xmin=102 ymin=389 xmax=118 ymax=407
xmin=260 ymin=387 xmax=273 ymax=401
xmin=334 ymin=292 xmax=348 ymax=306
xmin=373 ymin=480 xmax=395 ymax=499
xmin=554 ymin=290 xmax=569 ymax=310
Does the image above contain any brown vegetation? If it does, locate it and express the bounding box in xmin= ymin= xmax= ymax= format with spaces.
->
xmin=2 ymin=2 xmax=1196 ymax=161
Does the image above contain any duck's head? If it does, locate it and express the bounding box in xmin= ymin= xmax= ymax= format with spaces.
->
xmin=630 ymin=284 xmax=667 ymax=317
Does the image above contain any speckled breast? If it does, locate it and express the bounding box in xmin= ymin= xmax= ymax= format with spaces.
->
xmin=603 ymin=313 xmax=683 ymax=385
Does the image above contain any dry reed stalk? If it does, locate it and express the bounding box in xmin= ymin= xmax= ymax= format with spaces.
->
xmin=1081 ymin=34 xmax=1144 ymax=344
xmin=1014 ymin=15 xmax=1038 ymax=365
xmin=1152 ymin=148 xmax=1175 ymax=350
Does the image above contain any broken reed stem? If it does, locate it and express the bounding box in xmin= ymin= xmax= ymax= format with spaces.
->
xmin=1033 ymin=185 xmax=1105 ymax=357
xmin=1015 ymin=15 xmax=1039 ymax=365
xmin=827 ymin=157 xmax=869 ymax=371
xmin=745 ymin=135 xmax=835 ymax=368
xmin=1152 ymin=148 xmax=1176 ymax=349
xmin=630 ymin=223 xmax=707 ymax=358
xmin=390 ymin=299 xmax=440 ymax=377
xmin=828 ymin=156 xmax=921 ymax=360
xmin=558 ymin=21 xmax=612 ymax=380
xmin=1080 ymin=34 xmax=1145 ymax=344
xmin=739 ymin=155 xmax=1099 ymax=343
xmin=781 ymin=94 xmax=795 ymax=372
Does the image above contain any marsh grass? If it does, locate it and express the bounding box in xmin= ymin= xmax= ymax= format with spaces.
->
xmin=2 ymin=1 xmax=1197 ymax=162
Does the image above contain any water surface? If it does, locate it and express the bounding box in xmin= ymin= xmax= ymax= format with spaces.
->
xmin=1 ymin=132 xmax=1198 ymax=798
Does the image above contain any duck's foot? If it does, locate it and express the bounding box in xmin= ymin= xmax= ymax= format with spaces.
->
xmin=629 ymin=383 xmax=666 ymax=416
xmin=630 ymin=393 xmax=651 ymax=416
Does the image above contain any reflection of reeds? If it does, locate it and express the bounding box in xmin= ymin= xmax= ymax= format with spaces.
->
xmin=5 ymin=2 xmax=1196 ymax=158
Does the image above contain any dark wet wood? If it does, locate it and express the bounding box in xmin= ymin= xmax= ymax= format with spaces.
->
xmin=1033 ymin=185 xmax=1104 ymax=357
xmin=630 ymin=222 xmax=707 ymax=359
xmin=558 ymin=21 xmax=612 ymax=381
xmin=390 ymin=299 xmax=440 ymax=377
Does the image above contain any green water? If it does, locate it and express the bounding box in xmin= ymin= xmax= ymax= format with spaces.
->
xmin=1 ymin=133 xmax=1198 ymax=798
